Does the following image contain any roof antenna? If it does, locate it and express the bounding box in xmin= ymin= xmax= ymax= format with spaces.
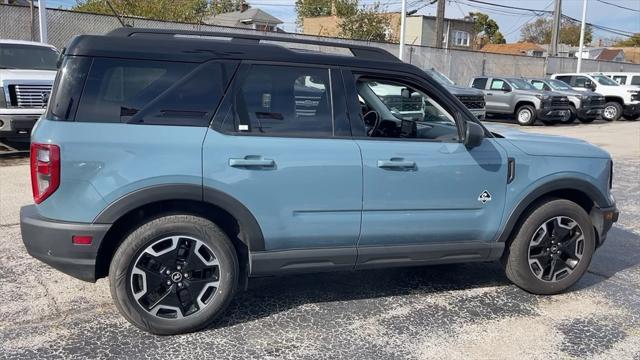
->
xmin=105 ymin=0 xmax=129 ymax=27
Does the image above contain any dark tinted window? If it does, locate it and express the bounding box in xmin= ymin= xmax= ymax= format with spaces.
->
xmin=631 ymin=76 xmax=640 ymax=86
xmin=47 ymin=56 xmax=91 ymax=121
xmin=555 ymin=76 xmax=573 ymax=86
xmin=230 ymin=65 xmax=333 ymax=136
xmin=75 ymin=58 xmax=226 ymax=126
xmin=0 ymin=44 xmax=59 ymax=71
xmin=471 ymin=78 xmax=487 ymax=89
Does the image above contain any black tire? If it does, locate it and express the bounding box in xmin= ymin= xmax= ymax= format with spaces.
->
xmin=565 ymin=105 xmax=577 ymax=124
xmin=109 ymin=215 xmax=239 ymax=335
xmin=624 ymin=113 xmax=640 ymax=120
xmin=502 ymin=199 xmax=595 ymax=295
xmin=515 ymin=105 xmax=537 ymax=126
xmin=602 ymin=102 xmax=622 ymax=121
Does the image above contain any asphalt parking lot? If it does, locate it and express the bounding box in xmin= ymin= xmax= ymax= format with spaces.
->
xmin=1 ymin=120 xmax=639 ymax=359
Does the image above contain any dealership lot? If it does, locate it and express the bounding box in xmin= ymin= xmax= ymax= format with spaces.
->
xmin=1 ymin=120 xmax=639 ymax=359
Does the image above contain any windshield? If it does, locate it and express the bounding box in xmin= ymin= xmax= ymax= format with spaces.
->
xmin=508 ymin=78 xmax=536 ymax=90
xmin=0 ymin=44 xmax=59 ymax=70
xmin=592 ymin=75 xmax=619 ymax=86
xmin=425 ymin=68 xmax=455 ymax=86
xmin=548 ymin=79 xmax=572 ymax=90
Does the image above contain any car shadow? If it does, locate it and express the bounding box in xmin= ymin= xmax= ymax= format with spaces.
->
xmin=208 ymin=225 xmax=640 ymax=330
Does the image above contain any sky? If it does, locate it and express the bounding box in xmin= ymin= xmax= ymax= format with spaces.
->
xmin=47 ymin=0 xmax=640 ymax=43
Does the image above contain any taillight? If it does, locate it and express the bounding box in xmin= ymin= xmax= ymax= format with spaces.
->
xmin=30 ymin=143 xmax=60 ymax=204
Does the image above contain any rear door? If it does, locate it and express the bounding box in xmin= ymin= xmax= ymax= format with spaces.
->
xmin=202 ymin=63 xmax=362 ymax=266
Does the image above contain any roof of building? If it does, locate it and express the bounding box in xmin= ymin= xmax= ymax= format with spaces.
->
xmin=204 ymin=8 xmax=283 ymax=27
xmin=596 ymin=48 xmax=624 ymax=61
xmin=480 ymin=42 xmax=545 ymax=55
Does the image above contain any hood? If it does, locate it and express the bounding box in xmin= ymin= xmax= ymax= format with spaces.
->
xmin=0 ymin=69 xmax=57 ymax=84
xmin=486 ymin=124 xmax=610 ymax=159
xmin=444 ymin=84 xmax=485 ymax=96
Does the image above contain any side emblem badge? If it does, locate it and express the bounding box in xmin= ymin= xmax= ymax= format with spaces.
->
xmin=478 ymin=190 xmax=492 ymax=204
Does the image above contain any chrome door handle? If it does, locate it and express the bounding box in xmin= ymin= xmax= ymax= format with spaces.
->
xmin=229 ymin=158 xmax=275 ymax=167
xmin=377 ymin=159 xmax=416 ymax=169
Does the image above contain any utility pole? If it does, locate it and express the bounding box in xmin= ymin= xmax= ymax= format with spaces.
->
xmin=576 ymin=0 xmax=588 ymax=72
xmin=37 ymin=0 xmax=48 ymax=43
xmin=434 ymin=0 xmax=445 ymax=48
xmin=550 ymin=0 xmax=562 ymax=56
xmin=399 ymin=0 xmax=407 ymax=60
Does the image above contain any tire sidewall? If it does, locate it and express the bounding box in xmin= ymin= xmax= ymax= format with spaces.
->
xmin=109 ymin=215 xmax=238 ymax=335
xmin=507 ymin=199 xmax=596 ymax=295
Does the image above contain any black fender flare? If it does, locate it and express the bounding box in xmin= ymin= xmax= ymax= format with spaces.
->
xmin=496 ymin=177 xmax=609 ymax=243
xmin=93 ymin=184 xmax=265 ymax=251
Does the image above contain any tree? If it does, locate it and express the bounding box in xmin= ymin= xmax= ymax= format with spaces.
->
xmin=73 ymin=0 xmax=246 ymax=23
xmin=338 ymin=3 xmax=390 ymax=42
xmin=520 ymin=17 xmax=593 ymax=46
xmin=295 ymin=0 xmax=358 ymax=28
xmin=469 ymin=12 xmax=505 ymax=45
xmin=614 ymin=33 xmax=640 ymax=47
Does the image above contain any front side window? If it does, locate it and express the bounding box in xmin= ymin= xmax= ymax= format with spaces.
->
xmin=453 ymin=31 xmax=470 ymax=47
xmin=574 ymin=76 xmax=590 ymax=88
xmin=490 ymin=79 xmax=508 ymax=91
xmin=0 ymin=44 xmax=59 ymax=71
xmin=230 ymin=65 xmax=333 ymax=137
xmin=355 ymin=77 xmax=458 ymax=141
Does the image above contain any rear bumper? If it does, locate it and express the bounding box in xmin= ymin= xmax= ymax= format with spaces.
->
xmin=0 ymin=114 xmax=39 ymax=140
xmin=590 ymin=205 xmax=619 ymax=247
xmin=20 ymin=205 xmax=111 ymax=282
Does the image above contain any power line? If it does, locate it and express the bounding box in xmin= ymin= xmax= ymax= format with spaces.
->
xmin=596 ymin=0 xmax=640 ymax=13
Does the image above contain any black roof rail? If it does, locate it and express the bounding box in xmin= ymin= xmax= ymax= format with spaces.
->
xmin=107 ymin=27 xmax=400 ymax=63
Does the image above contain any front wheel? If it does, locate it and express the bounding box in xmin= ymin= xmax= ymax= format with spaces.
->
xmin=503 ymin=199 xmax=595 ymax=295
xmin=516 ymin=105 xmax=537 ymax=126
xmin=565 ymin=105 xmax=577 ymax=124
xmin=602 ymin=102 xmax=622 ymax=121
xmin=109 ymin=215 xmax=239 ymax=335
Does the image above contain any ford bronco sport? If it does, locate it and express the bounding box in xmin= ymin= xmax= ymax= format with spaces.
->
xmin=21 ymin=28 xmax=619 ymax=335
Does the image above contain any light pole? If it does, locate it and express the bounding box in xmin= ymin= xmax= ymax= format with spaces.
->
xmin=577 ymin=0 xmax=588 ymax=72
xmin=37 ymin=0 xmax=48 ymax=44
xmin=399 ymin=0 xmax=407 ymax=60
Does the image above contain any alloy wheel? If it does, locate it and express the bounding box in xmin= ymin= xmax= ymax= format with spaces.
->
xmin=603 ymin=105 xmax=617 ymax=120
xmin=130 ymin=235 xmax=220 ymax=319
xmin=518 ymin=109 xmax=532 ymax=124
xmin=528 ymin=216 xmax=584 ymax=282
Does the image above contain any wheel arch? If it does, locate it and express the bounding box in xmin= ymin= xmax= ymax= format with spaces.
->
xmin=497 ymin=177 xmax=609 ymax=244
xmin=604 ymin=96 xmax=623 ymax=105
xmin=514 ymin=100 xmax=536 ymax=114
xmin=93 ymin=184 xmax=264 ymax=279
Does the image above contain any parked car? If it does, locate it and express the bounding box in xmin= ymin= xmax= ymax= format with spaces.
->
xmin=470 ymin=76 xmax=571 ymax=126
xmin=0 ymin=39 xmax=58 ymax=143
xmin=551 ymin=73 xmax=640 ymax=121
xmin=527 ymin=78 xmax=605 ymax=123
xmin=22 ymin=28 xmax=618 ymax=335
xmin=601 ymin=72 xmax=640 ymax=87
xmin=424 ymin=68 xmax=486 ymax=120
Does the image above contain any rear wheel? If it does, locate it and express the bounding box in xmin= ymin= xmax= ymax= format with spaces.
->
xmin=516 ymin=105 xmax=537 ymax=126
xmin=565 ymin=105 xmax=577 ymax=123
xmin=602 ymin=102 xmax=622 ymax=121
xmin=503 ymin=199 xmax=595 ymax=295
xmin=109 ymin=215 xmax=239 ymax=335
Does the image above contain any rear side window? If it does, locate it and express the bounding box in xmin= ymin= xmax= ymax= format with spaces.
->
xmin=228 ymin=65 xmax=333 ymax=137
xmin=74 ymin=58 xmax=233 ymax=126
xmin=47 ymin=56 xmax=91 ymax=121
xmin=555 ymin=76 xmax=573 ymax=86
xmin=631 ymin=76 xmax=640 ymax=86
xmin=471 ymin=78 xmax=487 ymax=89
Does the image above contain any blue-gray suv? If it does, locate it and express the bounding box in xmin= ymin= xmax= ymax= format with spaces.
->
xmin=21 ymin=28 xmax=619 ymax=335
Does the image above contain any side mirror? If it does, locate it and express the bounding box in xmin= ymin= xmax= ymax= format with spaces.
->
xmin=584 ymin=80 xmax=596 ymax=91
xmin=464 ymin=121 xmax=484 ymax=148
xmin=401 ymin=88 xmax=412 ymax=99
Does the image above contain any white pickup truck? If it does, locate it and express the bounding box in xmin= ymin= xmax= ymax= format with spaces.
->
xmin=551 ymin=72 xmax=640 ymax=121
xmin=0 ymin=40 xmax=58 ymax=143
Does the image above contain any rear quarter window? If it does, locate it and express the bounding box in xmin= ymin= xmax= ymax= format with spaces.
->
xmin=47 ymin=56 xmax=91 ymax=121
xmin=73 ymin=58 xmax=235 ymax=126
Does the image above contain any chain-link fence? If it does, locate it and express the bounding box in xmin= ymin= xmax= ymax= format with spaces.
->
xmin=2 ymin=4 xmax=640 ymax=86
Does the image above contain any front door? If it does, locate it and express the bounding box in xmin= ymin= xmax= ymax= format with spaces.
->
xmin=344 ymin=72 xmax=508 ymax=264
xmin=485 ymin=78 xmax=513 ymax=113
